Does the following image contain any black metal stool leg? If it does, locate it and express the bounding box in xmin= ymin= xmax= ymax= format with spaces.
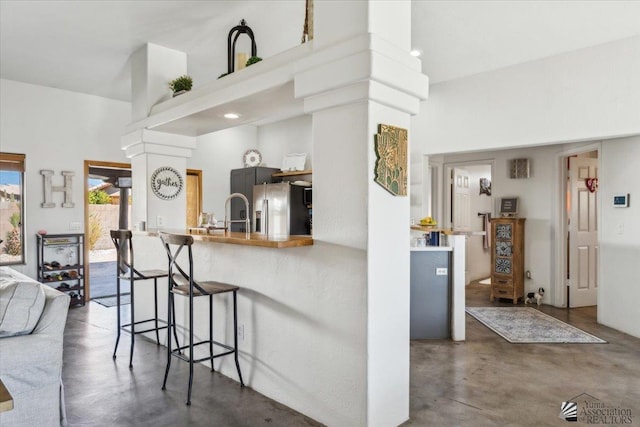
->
xmin=209 ymin=294 xmax=214 ymax=372
xmin=153 ymin=278 xmax=161 ymax=345
xmin=187 ymin=290 xmax=194 ymax=405
xmin=129 ymin=277 xmax=135 ymax=369
xmin=233 ymin=290 xmax=244 ymax=387
xmin=171 ymin=292 xmax=180 ymax=354
xmin=162 ymin=290 xmax=173 ymax=391
xmin=113 ymin=276 xmax=121 ymax=360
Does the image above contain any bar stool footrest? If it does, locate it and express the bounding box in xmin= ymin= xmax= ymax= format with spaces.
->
xmin=121 ymin=318 xmax=170 ymax=335
xmin=171 ymin=340 xmax=236 ymax=363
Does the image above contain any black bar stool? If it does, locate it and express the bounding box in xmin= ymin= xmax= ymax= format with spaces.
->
xmin=110 ymin=230 xmax=179 ymax=368
xmin=159 ymin=232 xmax=244 ymax=405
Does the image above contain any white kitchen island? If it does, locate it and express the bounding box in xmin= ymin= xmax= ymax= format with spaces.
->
xmin=128 ymin=231 xmax=368 ymax=426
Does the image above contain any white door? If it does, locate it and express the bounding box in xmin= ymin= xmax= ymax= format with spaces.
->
xmin=569 ymin=157 xmax=598 ymax=307
xmin=452 ymin=168 xmax=470 ymax=232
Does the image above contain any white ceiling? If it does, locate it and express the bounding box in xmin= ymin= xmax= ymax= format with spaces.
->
xmin=1 ymin=1 xmax=639 ymax=102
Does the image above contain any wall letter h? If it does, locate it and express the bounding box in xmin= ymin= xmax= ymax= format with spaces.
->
xmin=41 ymin=170 xmax=75 ymax=208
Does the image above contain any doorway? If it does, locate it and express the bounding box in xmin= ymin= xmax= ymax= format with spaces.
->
xmin=444 ymin=161 xmax=494 ymax=285
xmin=84 ymin=160 xmax=132 ymax=302
xmin=83 ymin=162 xmax=204 ymax=303
xmin=563 ymin=150 xmax=600 ymax=308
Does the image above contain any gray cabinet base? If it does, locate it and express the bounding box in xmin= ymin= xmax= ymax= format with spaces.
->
xmin=410 ymin=251 xmax=451 ymax=339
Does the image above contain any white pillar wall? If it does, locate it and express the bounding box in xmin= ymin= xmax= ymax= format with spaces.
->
xmin=131 ymin=43 xmax=187 ymax=122
xmin=300 ymin=1 xmax=428 ymax=425
xmin=121 ymin=129 xmax=195 ymax=229
xmin=126 ymin=43 xmax=195 ymax=230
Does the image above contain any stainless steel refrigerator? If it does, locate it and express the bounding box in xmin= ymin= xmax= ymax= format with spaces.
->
xmin=253 ymin=182 xmax=310 ymax=236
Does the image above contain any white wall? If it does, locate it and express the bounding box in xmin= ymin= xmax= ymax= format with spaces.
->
xmin=367 ymin=102 xmax=411 ymax=427
xmin=258 ymin=115 xmax=312 ymax=171
xmin=187 ymin=117 xmax=312 ymax=221
xmin=421 ymin=137 xmax=640 ymax=339
xmin=132 ymin=152 xmax=188 ymax=229
xmin=188 ymin=126 xmax=257 ymax=217
xmin=132 ymin=233 xmax=368 ymax=427
xmin=0 ymin=79 xmax=130 ymax=277
xmin=413 ymin=36 xmax=640 ymax=154
xmin=598 ymin=136 xmax=640 ymax=337
xmin=438 ymin=143 xmax=596 ymax=305
xmin=411 ymin=36 xmax=640 ymax=338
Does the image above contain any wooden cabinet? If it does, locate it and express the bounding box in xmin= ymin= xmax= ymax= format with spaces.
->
xmin=230 ymin=167 xmax=279 ymax=232
xmin=490 ymin=218 xmax=525 ymax=304
xmin=36 ymin=233 xmax=85 ymax=307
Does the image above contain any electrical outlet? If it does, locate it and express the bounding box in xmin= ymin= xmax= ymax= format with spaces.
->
xmin=69 ymin=222 xmax=81 ymax=232
xmin=436 ymin=267 xmax=448 ymax=276
xmin=157 ymin=215 xmax=164 ymax=227
xmin=238 ymin=324 xmax=245 ymax=341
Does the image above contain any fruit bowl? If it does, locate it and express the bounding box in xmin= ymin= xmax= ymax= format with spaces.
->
xmin=419 ymin=217 xmax=437 ymax=227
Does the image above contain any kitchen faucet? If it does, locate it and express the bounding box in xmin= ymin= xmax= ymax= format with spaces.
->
xmin=224 ymin=193 xmax=251 ymax=234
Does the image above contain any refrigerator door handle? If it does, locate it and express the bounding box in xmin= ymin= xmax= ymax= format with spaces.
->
xmin=263 ymin=199 xmax=269 ymax=235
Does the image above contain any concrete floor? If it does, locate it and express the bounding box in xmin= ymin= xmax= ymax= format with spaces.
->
xmin=87 ymin=261 xmax=123 ymax=299
xmin=62 ymin=283 xmax=640 ymax=426
xmin=406 ymin=283 xmax=640 ymax=426
xmin=63 ymin=302 xmax=320 ymax=426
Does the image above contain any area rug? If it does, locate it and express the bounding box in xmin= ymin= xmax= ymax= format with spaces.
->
xmin=92 ymin=294 xmax=131 ymax=308
xmin=465 ymin=307 xmax=606 ymax=344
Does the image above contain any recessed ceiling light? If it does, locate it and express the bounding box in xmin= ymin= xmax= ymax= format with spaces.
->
xmin=224 ymin=113 xmax=240 ymax=119
xmin=409 ymin=49 xmax=422 ymax=57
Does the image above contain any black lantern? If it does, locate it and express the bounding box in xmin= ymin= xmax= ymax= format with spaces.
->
xmin=227 ymin=19 xmax=257 ymax=74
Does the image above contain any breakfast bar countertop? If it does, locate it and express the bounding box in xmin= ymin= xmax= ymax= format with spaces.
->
xmin=410 ymin=226 xmax=486 ymax=236
xmin=137 ymin=229 xmax=313 ymax=249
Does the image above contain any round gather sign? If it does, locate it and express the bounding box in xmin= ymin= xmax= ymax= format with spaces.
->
xmin=150 ymin=166 xmax=183 ymax=200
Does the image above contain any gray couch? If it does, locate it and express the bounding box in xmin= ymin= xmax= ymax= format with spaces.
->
xmin=0 ymin=267 xmax=70 ymax=427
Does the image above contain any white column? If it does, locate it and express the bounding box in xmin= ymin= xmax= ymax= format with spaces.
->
xmin=449 ymin=234 xmax=467 ymax=341
xmin=121 ymin=129 xmax=195 ymax=229
xmin=127 ymin=43 xmax=193 ymax=230
xmin=131 ymin=43 xmax=187 ymax=121
xmin=298 ymin=1 xmax=428 ymax=425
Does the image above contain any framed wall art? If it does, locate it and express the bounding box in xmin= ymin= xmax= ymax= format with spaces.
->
xmin=150 ymin=166 xmax=183 ymax=200
xmin=480 ymin=178 xmax=491 ymax=195
xmin=374 ymin=124 xmax=408 ymax=196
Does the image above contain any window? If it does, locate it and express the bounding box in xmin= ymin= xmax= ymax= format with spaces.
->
xmin=0 ymin=153 xmax=25 ymax=265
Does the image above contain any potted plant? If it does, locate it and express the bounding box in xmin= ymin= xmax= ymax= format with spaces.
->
xmin=246 ymin=56 xmax=262 ymax=67
xmin=169 ymin=75 xmax=193 ymax=96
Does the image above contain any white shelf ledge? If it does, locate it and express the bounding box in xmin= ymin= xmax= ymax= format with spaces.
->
xmin=125 ymin=43 xmax=314 ymax=137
